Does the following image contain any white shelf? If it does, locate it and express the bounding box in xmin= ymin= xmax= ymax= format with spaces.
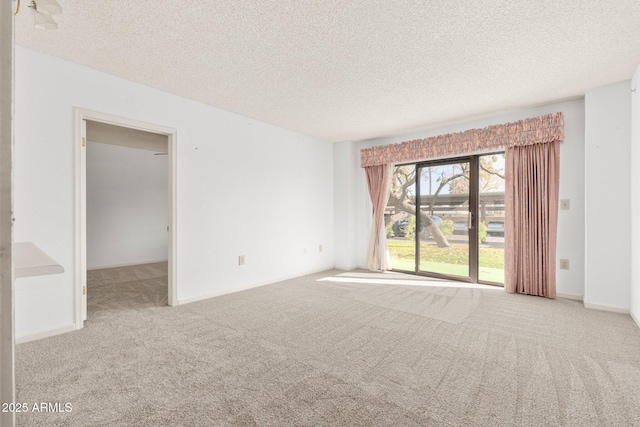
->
xmin=14 ymin=242 xmax=64 ymax=278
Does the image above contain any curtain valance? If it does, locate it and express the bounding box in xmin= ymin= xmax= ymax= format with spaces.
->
xmin=360 ymin=112 xmax=564 ymax=167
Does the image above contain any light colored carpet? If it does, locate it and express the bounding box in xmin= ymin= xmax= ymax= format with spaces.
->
xmin=15 ymin=266 xmax=640 ymax=426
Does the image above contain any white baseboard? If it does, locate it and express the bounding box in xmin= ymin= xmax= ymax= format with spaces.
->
xmin=16 ymin=324 xmax=76 ymax=344
xmin=87 ymin=259 xmax=168 ymax=271
xmin=557 ymin=292 xmax=583 ymax=301
xmin=583 ymin=300 xmax=630 ymax=314
xmin=178 ymin=267 xmax=334 ymax=305
xmin=179 ymin=282 xmax=270 ymax=305
xmin=334 ymin=265 xmax=358 ymax=271
xmin=630 ymin=310 xmax=640 ymax=329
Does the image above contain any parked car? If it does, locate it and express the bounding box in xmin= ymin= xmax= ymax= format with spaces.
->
xmin=453 ymin=221 xmax=468 ymax=235
xmin=392 ymin=216 xmax=441 ymax=238
xmin=392 ymin=219 xmax=408 ymax=237
xmin=487 ymin=220 xmax=505 ymax=236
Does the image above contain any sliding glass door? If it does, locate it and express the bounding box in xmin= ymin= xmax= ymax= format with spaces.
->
xmin=416 ymin=160 xmax=473 ymax=279
xmin=385 ymin=153 xmax=505 ymax=285
xmin=386 ymin=164 xmax=417 ymax=271
xmin=478 ymin=154 xmax=505 ymax=283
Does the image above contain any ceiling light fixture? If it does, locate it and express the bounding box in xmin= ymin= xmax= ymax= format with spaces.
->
xmin=18 ymin=0 xmax=63 ymax=30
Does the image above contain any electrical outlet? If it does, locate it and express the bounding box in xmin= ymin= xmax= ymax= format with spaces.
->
xmin=319 ymin=244 xmax=323 ymax=253
xmin=560 ymin=199 xmax=570 ymax=210
xmin=559 ymin=259 xmax=569 ymax=270
xmin=238 ymin=255 xmax=245 ymax=266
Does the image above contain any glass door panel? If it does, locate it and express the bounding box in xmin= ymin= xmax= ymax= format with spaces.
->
xmin=386 ymin=164 xmax=417 ymax=271
xmin=478 ymin=154 xmax=506 ymax=283
xmin=417 ymin=161 xmax=471 ymax=279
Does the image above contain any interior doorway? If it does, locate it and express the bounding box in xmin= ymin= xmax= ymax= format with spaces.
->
xmin=74 ymin=109 xmax=178 ymax=328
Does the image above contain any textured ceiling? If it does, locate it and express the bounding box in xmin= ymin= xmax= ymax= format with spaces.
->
xmin=15 ymin=0 xmax=640 ymax=142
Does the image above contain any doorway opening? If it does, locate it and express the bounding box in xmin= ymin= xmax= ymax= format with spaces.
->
xmin=74 ymin=109 xmax=177 ymax=329
xmin=386 ymin=153 xmax=505 ymax=285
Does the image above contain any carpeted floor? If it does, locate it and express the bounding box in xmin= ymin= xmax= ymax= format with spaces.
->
xmin=14 ymin=265 xmax=640 ymax=426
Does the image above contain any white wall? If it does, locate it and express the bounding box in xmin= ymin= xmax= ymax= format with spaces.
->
xmin=584 ymin=81 xmax=632 ymax=312
xmin=630 ymin=66 xmax=640 ymax=323
xmin=333 ymin=141 xmax=359 ymax=270
xmin=334 ymin=99 xmax=586 ymax=298
xmin=14 ymin=47 xmax=334 ymax=339
xmin=86 ymin=142 xmax=168 ymax=268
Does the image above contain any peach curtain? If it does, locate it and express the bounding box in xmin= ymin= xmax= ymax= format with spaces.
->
xmin=360 ymin=112 xmax=563 ymax=292
xmin=360 ymin=112 xmax=564 ymax=167
xmin=365 ymin=163 xmax=393 ymax=270
xmin=504 ymin=141 xmax=560 ymax=298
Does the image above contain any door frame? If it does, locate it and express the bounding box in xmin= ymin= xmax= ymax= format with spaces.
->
xmin=73 ymin=108 xmax=178 ymax=329
xmin=392 ymin=152 xmax=504 ymax=286
xmin=415 ymin=156 xmax=479 ymax=282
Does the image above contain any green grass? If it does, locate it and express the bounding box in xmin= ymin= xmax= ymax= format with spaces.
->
xmin=479 ymin=247 xmax=505 ymax=269
xmin=478 ymin=267 xmax=504 ymax=284
xmin=419 ymin=260 xmax=469 ymax=277
xmin=388 ymin=239 xmax=504 ymax=283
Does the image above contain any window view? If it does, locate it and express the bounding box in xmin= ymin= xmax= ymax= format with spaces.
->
xmin=385 ymin=164 xmax=416 ymax=271
xmin=418 ymin=161 xmax=470 ymax=278
xmin=385 ymin=153 xmax=505 ymax=285
xmin=478 ymin=154 xmax=505 ymax=283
